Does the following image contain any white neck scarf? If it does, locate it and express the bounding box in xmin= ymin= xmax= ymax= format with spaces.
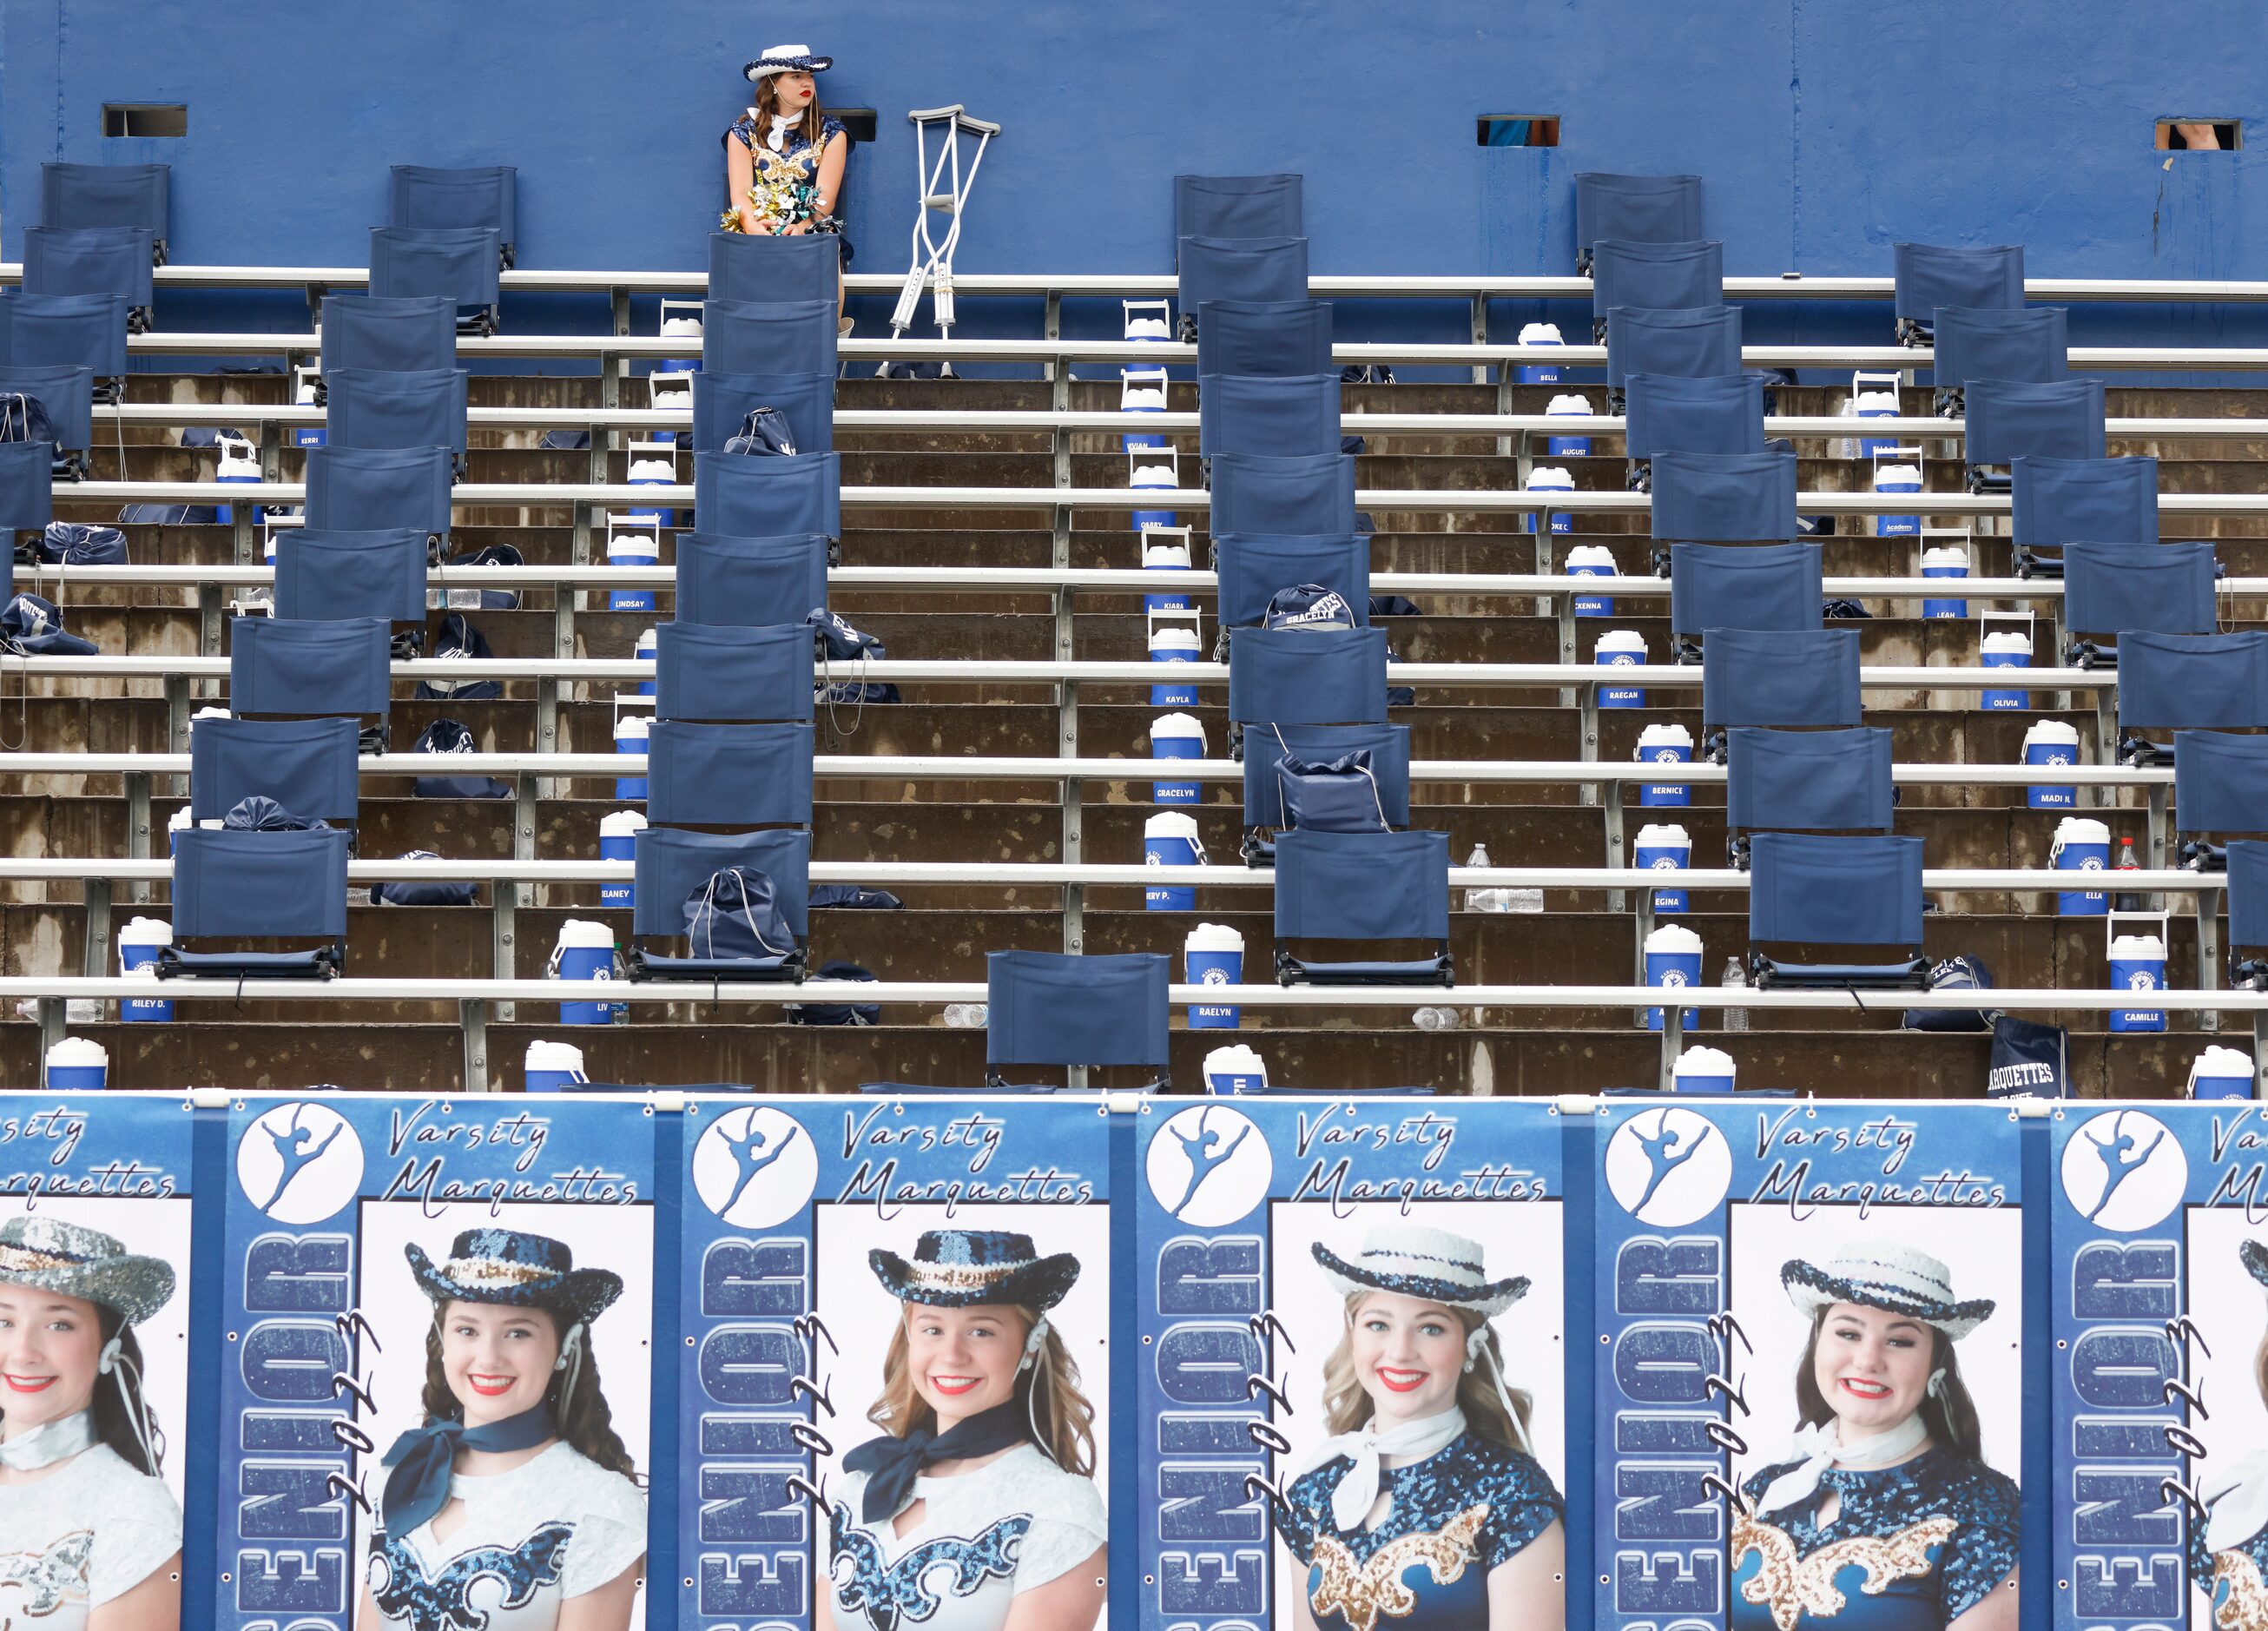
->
xmin=764 ymin=110 xmax=801 ymax=153
xmin=2205 ymin=1449 xmax=2268 ymax=1553
xmin=1755 ymin=1412 xmax=1930 ymax=1517
xmin=1289 ymin=1405 xmax=1467 ymax=1532
xmin=0 ymin=1409 xmax=96 ymax=1472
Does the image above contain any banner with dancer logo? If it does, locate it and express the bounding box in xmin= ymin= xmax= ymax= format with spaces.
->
xmin=2049 ymin=1101 xmax=2268 ymax=1631
xmin=1131 ymin=1093 xmax=1567 ymax=1631
xmin=211 ymin=1093 xmax=656 ymax=1631
xmin=0 ymin=1091 xmax=194 ymax=1631
xmin=1592 ymin=1097 xmax=2027 ymax=1631
xmin=676 ymin=1093 xmax=1112 ymax=1631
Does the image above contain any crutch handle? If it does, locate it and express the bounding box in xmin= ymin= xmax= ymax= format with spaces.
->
xmin=906 ymin=104 xmax=966 ymax=123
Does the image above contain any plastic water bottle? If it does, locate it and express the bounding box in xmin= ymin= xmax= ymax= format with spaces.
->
xmin=1464 ymin=844 xmax=1509 ymax=913
xmin=1414 ymin=1006 xmax=1461 ymax=1031
xmin=944 ymin=1003 xmax=989 ymax=1028
xmin=1720 ymin=958 xmax=1749 ymax=1033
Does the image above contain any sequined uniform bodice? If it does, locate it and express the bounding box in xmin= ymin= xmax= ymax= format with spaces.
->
xmin=1731 ymin=1449 xmax=2020 ymax=1631
xmin=1276 ymin=1432 xmax=1564 ymax=1631
xmin=722 ymin=112 xmax=854 ymax=261
xmin=0 ymin=1445 xmax=180 ymax=1631
xmin=2189 ymin=1505 xmax=2268 ymax=1630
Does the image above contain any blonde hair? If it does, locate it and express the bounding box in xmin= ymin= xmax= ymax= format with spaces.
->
xmin=1321 ymin=1292 xmax=1532 ymax=1450
xmin=869 ymin=1301 xmax=1098 ymax=1477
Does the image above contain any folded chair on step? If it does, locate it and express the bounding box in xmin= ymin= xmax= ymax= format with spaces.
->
xmin=1175 ymin=174 xmax=1303 ymax=247
xmin=273 ymin=528 xmax=427 ymax=625
xmin=1575 ymin=173 xmax=1702 ymax=274
xmin=694 ymin=450 xmax=841 ymax=540
xmin=1649 ymin=451 xmax=1797 ymax=543
xmin=709 ymin=231 xmax=840 ymax=308
xmin=303 ymin=444 xmax=455 ymax=540
xmin=654 ymin=622 xmax=814 ymax=723
xmin=2010 ymin=455 xmax=2159 ymax=578
xmin=369 ymin=228 xmax=502 ymax=335
xmin=690 ymin=369 xmax=835 ymax=455
xmin=319 ymin=294 xmax=458 ymax=382
xmin=1668 ymin=542 xmax=1822 ymax=664
xmin=629 ymin=826 xmax=810 ymax=982
xmin=1208 ymin=451 xmax=1355 ymax=536
xmin=645 ymin=720 xmax=815 ymax=828
xmin=40 ymin=163 xmax=168 ymax=262
xmin=1893 ymin=243 xmax=2023 ymax=345
xmin=1746 ymin=831 xmax=1928 ymax=989
xmin=2060 ymin=539 xmax=2217 ymax=667
xmin=1589 ymin=240 xmax=1723 ymax=341
xmin=1196 ymin=300 xmax=1333 ymax=377
xmin=1274 ymin=828 xmax=1452 ymax=986
xmin=188 ymin=715 xmax=359 ymax=828
xmin=158 ymin=825 xmax=349 ymax=980
xmin=675 ymin=531 xmax=830 ymax=623
xmin=985 ymin=950 xmax=1170 ymax=1089
xmin=390 ymin=165 xmax=517 ymax=267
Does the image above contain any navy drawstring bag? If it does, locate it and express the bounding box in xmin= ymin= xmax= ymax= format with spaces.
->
xmin=723 ymin=406 xmax=799 ymax=457
xmin=1902 ymin=954 xmax=1994 ymax=1033
xmin=786 ymin=960 xmax=881 ymax=1026
xmin=1987 ymin=1015 xmax=2072 ymax=1099
xmin=1277 ymin=748 xmax=1390 ymax=834
xmin=410 ymin=717 xmax=510 ymax=798
xmin=417 ymin=613 xmax=502 ymax=701
xmin=684 ymin=866 xmax=798 ymax=967
xmin=34 ymin=523 xmax=128 ymax=565
xmin=221 ymin=795 xmax=329 ymax=832
xmin=370 ymin=850 xmax=479 ymax=906
xmin=0 ymin=593 xmax=96 ymax=656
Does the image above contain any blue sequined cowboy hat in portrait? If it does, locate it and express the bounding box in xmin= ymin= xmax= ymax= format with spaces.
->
xmin=2239 ymin=1237 xmax=2268 ymax=1291
xmin=405 ymin=1228 xmax=624 ymax=1328
xmin=1312 ymin=1222 xmax=1531 ymax=1318
xmin=868 ymin=1229 xmax=1081 ymax=1311
xmin=0 ymin=1215 xmax=176 ymax=1328
xmin=744 ymin=43 xmax=833 ymax=81
xmin=1782 ymin=1240 xmax=1996 ymax=1341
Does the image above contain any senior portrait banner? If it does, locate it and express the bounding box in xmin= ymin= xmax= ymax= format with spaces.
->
xmin=675 ymin=1091 xmax=1113 ymax=1631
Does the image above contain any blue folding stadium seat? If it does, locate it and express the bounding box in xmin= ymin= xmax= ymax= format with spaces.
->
xmin=702 ymin=298 xmax=839 ymax=375
xmin=1243 ymin=722 xmax=1412 ymax=834
xmin=1178 ymin=236 xmax=1310 ymax=326
xmin=690 ymin=370 xmax=834 ymax=455
xmin=1 ymin=293 xmax=129 ymax=382
xmin=1650 ymin=451 xmax=1797 ymax=543
xmin=2231 ymin=842 xmax=2268 ymax=987
xmin=1574 ymin=173 xmax=1702 ymax=274
xmin=1963 ymin=378 xmax=2104 ymax=489
xmin=675 ymin=531 xmax=830 ymax=624
xmin=1668 ymin=542 xmax=1822 ymax=662
xmin=2174 ymin=733 xmax=2268 ymax=838
xmin=1214 ymin=532 xmax=1370 ymax=633
xmin=273 ymin=528 xmax=427 ymax=624
xmin=228 ymin=616 xmax=392 ymax=723
xmin=319 ymin=294 xmax=457 ymax=381
xmin=1728 ymin=726 xmax=1895 ymax=839
xmin=2117 ymin=632 xmax=2268 ymax=739
xmin=22 ymin=228 xmax=155 ymax=330
xmin=2060 ymin=539 xmax=2217 ymax=666
xmin=1747 ymin=831 xmax=1929 ymax=989
xmin=1703 ymin=627 xmax=1863 ymax=734
xmin=303 ymin=445 xmax=455 ymax=539
xmin=369 ymin=228 xmax=502 ymax=335
xmin=41 ymin=163 xmax=168 ymax=261
xmin=323 ymin=368 xmax=470 ymax=473
xmin=709 ymin=231 xmax=840 ymax=308
xmin=1274 ymin=828 xmax=1452 ymax=986
xmin=188 ymin=715 xmax=359 ymax=826
xmin=1589 ymin=240 xmax=1723 ymax=341
xmin=0 ymin=364 xmax=95 ymax=470
xmin=1208 ymin=452 xmax=1356 ymax=536
xmin=0 ymin=442 xmax=55 ymax=537
xmin=390 ymin=165 xmax=517 ymax=267
xmin=986 ymin=950 xmax=1171 ymax=1089
xmin=1625 ymin=373 xmax=1767 ymax=467
xmin=654 ymin=623 xmax=814 ymax=723
xmin=2010 ymin=456 xmax=2159 ymax=578
xmin=1175 ymin=175 xmax=1303 ymax=246
xmin=1930 ymin=305 xmax=2067 ymax=411
xmin=1605 ymin=306 xmax=1741 ymax=393
xmin=694 ymin=450 xmax=841 ymax=540
xmin=1195 ymin=300 xmax=1333 ymax=378
xmin=1893 ymin=243 xmax=2023 ymax=344
xmin=157 ymin=825 xmax=349 ymax=980
xmin=1198 ymin=373 xmax=1341 ymax=459
xmin=645 ymin=720 xmax=814 ymax=827
xmin=1229 ymin=625 xmax=1390 ymax=726
xmin=628 ymin=826 xmax=810 ymax=983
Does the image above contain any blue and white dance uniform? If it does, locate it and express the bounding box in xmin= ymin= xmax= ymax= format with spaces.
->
xmin=1276 ymin=1432 xmax=1563 ymax=1631
xmin=827 ymin=1444 xmax=1106 ymax=1631
xmin=0 ymin=1444 xmax=179 ymax=1630
xmin=2188 ymin=1492 xmax=2268 ymax=1631
xmin=368 ymin=1442 xmax=646 ymax=1631
xmin=1731 ymin=1449 xmax=2020 ymax=1631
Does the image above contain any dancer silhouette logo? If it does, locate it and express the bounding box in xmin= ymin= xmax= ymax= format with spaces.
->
xmin=692 ymin=1106 xmax=817 ymax=1228
xmin=236 ymin=1102 xmax=365 ymax=1225
xmin=2060 ymin=1109 xmax=2186 ymax=1232
xmin=1145 ymin=1105 xmax=1271 ymax=1227
xmin=1604 ymin=1108 xmax=1731 ymax=1227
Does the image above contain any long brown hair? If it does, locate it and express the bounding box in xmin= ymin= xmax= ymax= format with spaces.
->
xmin=419 ymin=1304 xmax=639 ymax=1482
xmin=94 ymin=1309 xmax=162 ymax=1476
xmin=1319 ymin=1293 xmax=1533 ymax=1451
xmin=1793 ymin=1307 xmax=1982 ymax=1460
xmin=751 ymin=74 xmax=825 ymax=152
xmin=867 ymin=1302 xmax=1098 ymax=1477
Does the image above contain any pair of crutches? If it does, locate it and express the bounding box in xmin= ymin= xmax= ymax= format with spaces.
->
xmin=883 ymin=104 xmax=1001 ymax=376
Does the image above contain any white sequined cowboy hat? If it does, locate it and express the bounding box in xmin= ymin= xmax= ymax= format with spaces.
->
xmin=1782 ymin=1241 xmax=1996 ymax=1341
xmin=0 ymin=1215 xmax=176 ymax=1328
xmin=1313 ymin=1223 xmax=1529 ymax=1318
xmin=744 ymin=44 xmax=833 ymax=81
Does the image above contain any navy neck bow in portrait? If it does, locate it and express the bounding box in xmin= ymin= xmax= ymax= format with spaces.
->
xmin=842 ymin=1397 xmax=1031 ymax=1523
xmin=380 ymin=1403 xmax=556 ymax=1538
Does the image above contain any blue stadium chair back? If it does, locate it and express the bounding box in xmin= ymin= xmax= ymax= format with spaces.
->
xmin=1174 ymin=174 xmax=1303 ymax=245
xmin=2010 ymin=456 xmax=2159 ymax=546
xmin=1669 ymin=542 xmax=1823 ymax=643
xmin=2232 ymin=841 xmax=2268 ymax=950
xmin=1727 ymin=727 xmax=1895 ymax=835
xmin=1 ymin=293 xmax=129 ymax=376
xmin=1243 ymin=723 xmax=1411 ymax=829
xmin=1195 ymin=300 xmax=1333 ymax=377
xmin=1749 ymin=832 xmax=1924 ymax=951
xmin=1893 ymin=243 xmax=2024 ymax=332
xmin=2116 ymin=631 xmax=2268 ymax=732
xmin=1624 ymin=373 xmax=1766 ymax=461
xmin=690 ymin=369 xmax=834 ymax=455
xmin=1963 ymin=378 xmax=2105 ymax=466
xmin=1605 ymin=305 xmax=1741 ymax=390
xmin=2174 ymin=733 xmax=2268 ymax=835
xmin=1703 ymin=628 xmax=1863 ymax=729
xmin=304 ymin=445 xmax=455 ymax=537
xmin=709 ymin=231 xmax=839 ymax=308
xmin=1650 ymin=451 xmax=1797 ymax=541
xmin=169 ymin=826 xmax=348 ymax=941
xmin=368 ymin=228 xmax=501 ymax=317
xmin=0 ymin=364 xmax=94 ymax=455
xmin=1208 ymin=452 xmax=1356 ymax=536
xmin=702 ymin=298 xmax=839 ymax=375
xmin=23 ymin=228 xmax=154 ymax=310
xmin=986 ymin=951 xmax=1170 ymax=1072
xmin=1214 ymin=532 xmax=1370 ymax=630
xmin=646 ymin=721 xmax=814 ymax=828
xmin=2062 ymin=540 xmax=2216 ymax=639
xmin=1177 ymin=235 xmax=1309 ymax=318
xmin=1590 ymin=240 xmax=1724 ymax=328
xmin=274 ymin=528 xmax=427 ymax=624
xmin=1931 ymin=305 xmax=2067 ymax=388
xmin=1229 ymin=625 xmax=1390 ymax=725
xmin=40 ymin=163 xmax=168 ymax=254
xmin=655 ymin=623 xmax=814 ymax=723
xmin=324 ymin=367 xmax=469 ymax=456
xmin=389 ymin=166 xmax=517 ymax=263
xmin=1199 ymin=372 xmax=1342 ymax=459
xmin=633 ymin=826 xmax=811 ymax=942
xmin=694 ymin=450 xmax=841 ymax=539
xmin=188 ymin=715 xmax=359 ymax=825
xmin=1274 ymin=829 xmax=1451 ymax=984
xmin=320 ymin=294 xmax=458 ymax=376
xmin=0 ymin=443 xmax=54 ymax=533
xmin=228 ymin=616 xmax=392 ymax=719
xmin=1575 ymin=174 xmax=1703 ymax=265
xmin=676 ymin=532 xmax=829 ymax=624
